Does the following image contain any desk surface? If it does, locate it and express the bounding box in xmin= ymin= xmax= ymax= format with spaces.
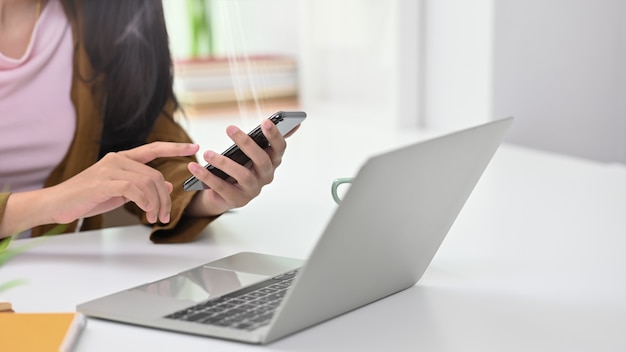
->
xmin=3 ymin=116 xmax=626 ymax=351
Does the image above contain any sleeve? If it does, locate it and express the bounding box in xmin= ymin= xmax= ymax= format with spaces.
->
xmin=0 ymin=192 xmax=9 ymax=237
xmin=130 ymin=102 xmax=219 ymax=243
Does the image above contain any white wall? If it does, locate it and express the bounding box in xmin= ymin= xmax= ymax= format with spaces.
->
xmin=423 ymin=0 xmax=494 ymax=130
xmin=165 ymin=1 xmax=625 ymax=163
xmin=298 ymin=0 xmax=421 ymax=126
xmin=493 ymin=0 xmax=626 ymax=163
xmin=424 ymin=0 xmax=626 ymax=163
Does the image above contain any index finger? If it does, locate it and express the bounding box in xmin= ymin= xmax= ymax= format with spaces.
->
xmin=120 ymin=142 xmax=200 ymax=164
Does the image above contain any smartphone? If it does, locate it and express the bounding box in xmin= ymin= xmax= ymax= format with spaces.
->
xmin=183 ymin=111 xmax=307 ymax=191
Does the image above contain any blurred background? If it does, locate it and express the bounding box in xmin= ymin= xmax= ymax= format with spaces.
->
xmin=163 ymin=0 xmax=626 ymax=164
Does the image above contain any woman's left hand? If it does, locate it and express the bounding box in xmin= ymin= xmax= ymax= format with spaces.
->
xmin=185 ymin=119 xmax=297 ymax=217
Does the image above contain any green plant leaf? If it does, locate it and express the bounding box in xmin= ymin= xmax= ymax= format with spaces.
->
xmin=0 ymin=238 xmax=44 ymax=267
xmin=186 ymin=0 xmax=213 ymax=57
xmin=0 ymin=236 xmax=10 ymax=253
xmin=42 ymin=223 xmax=69 ymax=236
xmin=0 ymin=279 xmax=27 ymax=294
xmin=0 ymin=224 xmax=69 ymax=294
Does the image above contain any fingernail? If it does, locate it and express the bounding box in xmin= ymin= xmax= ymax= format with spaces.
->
xmin=261 ymin=119 xmax=274 ymax=129
xmin=189 ymin=162 xmax=201 ymax=172
xmin=204 ymin=150 xmax=215 ymax=160
xmin=226 ymin=126 xmax=239 ymax=136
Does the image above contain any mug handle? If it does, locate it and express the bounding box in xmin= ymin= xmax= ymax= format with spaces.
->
xmin=331 ymin=178 xmax=353 ymax=204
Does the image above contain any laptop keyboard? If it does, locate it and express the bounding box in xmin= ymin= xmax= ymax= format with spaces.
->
xmin=164 ymin=269 xmax=300 ymax=331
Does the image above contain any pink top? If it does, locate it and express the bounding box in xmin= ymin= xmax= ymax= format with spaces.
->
xmin=0 ymin=0 xmax=75 ymax=193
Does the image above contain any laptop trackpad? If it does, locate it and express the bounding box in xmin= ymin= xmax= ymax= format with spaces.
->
xmin=133 ymin=267 xmax=269 ymax=303
xmin=132 ymin=252 xmax=304 ymax=303
xmin=202 ymin=251 xmax=304 ymax=276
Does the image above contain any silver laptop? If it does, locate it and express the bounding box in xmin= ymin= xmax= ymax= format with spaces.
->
xmin=77 ymin=117 xmax=514 ymax=344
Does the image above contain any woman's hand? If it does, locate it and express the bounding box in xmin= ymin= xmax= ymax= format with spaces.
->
xmin=1 ymin=142 xmax=199 ymax=238
xmin=185 ymin=119 xmax=298 ymax=217
xmin=53 ymin=142 xmax=200 ymax=224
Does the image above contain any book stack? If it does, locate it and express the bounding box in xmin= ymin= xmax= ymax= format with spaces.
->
xmin=0 ymin=296 xmax=12 ymax=312
xmin=173 ymin=55 xmax=299 ymax=113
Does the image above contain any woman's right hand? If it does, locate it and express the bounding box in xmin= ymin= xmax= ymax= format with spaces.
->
xmin=0 ymin=142 xmax=199 ymax=238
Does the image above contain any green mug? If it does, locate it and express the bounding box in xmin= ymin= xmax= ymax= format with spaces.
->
xmin=331 ymin=178 xmax=354 ymax=204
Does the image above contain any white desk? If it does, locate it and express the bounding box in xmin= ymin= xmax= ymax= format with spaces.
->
xmin=3 ymin=116 xmax=626 ymax=351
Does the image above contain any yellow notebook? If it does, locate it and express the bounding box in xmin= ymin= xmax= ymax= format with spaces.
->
xmin=0 ymin=312 xmax=87 ymax=352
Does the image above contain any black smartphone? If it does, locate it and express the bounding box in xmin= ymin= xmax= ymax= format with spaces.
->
xmin=183 ymin=111 xmax=307 ymax=191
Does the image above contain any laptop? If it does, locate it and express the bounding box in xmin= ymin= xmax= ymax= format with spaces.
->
xmin=77 ymin=117 xmax=514 ymax=344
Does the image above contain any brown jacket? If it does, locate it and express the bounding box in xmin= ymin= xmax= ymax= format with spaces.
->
xmin=0 ymin=0 xmax=215 ymax=243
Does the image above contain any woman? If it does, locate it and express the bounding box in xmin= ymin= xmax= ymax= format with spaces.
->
xmin=0 ymin=0 xmax=294 ymax=242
